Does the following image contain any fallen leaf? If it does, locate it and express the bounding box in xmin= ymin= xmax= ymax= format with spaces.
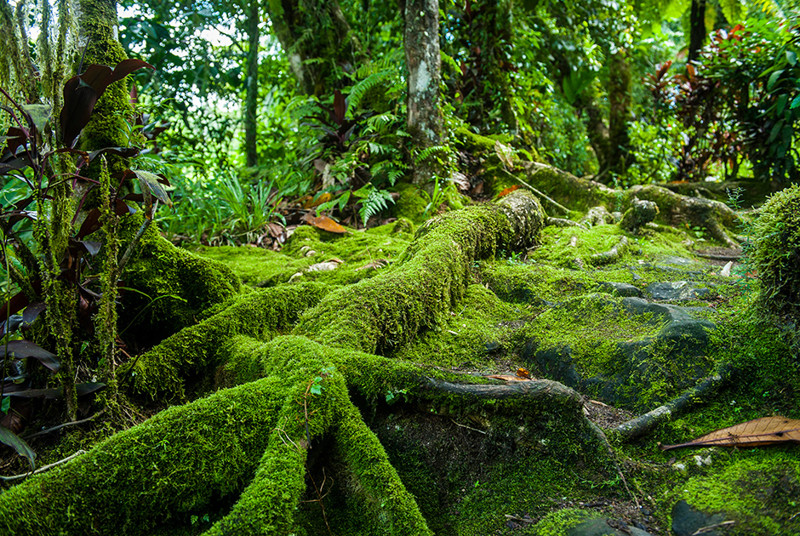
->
xmin=661 ymin=416 xmax=800 ymax=451
xmin=516 ymin=367 xmax=531 ymax=379
xmin=303 ymin=214 xmax=347 ymax=234
xmin=355 ymin=259 xmax=389 ymax=271
xmin=306 ymin=259 xmax=343 ymax=272
xmin=496 ymin=185 xmax=521 ymax=199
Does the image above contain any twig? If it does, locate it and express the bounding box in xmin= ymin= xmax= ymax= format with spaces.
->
xmin=691 ymin=520 xmax=735 ymax=535
xmin=23 ymin=411 xmax=104 ymax=439
xmin=450 ymin=418 xmax=487 ymax=435
xmin=305 ymin=468 xmax=333 ymax=536
xmin=0 ymin=450 xmax=86 ymax=482
xmin=499 ymin=169 xmax=571 ymax=215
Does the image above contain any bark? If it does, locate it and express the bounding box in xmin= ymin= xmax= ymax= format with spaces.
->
xmin=688 ymin=0 xmax=706 ymax=63
xmin=244 ymin=0 xmax=260 ymax=168
xmin=265 ymin=0 xmax=362 ymax=96
xmin=404 ymin=0 xmax=443 ymax=185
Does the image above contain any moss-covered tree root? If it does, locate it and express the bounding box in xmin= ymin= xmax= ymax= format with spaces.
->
xmin=523 ymin=162 xmax=742 ymax=246
xmin=0 ymin=191 xmax=620 ymax=536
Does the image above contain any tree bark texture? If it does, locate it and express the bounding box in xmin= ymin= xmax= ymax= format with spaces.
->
xmin=404 ymin=0 xmax=443 ymax=185
xmin=244 ymin=0 xmax=260 ymax=168
xmin=266 ymin=0 xmax=362 ymax=96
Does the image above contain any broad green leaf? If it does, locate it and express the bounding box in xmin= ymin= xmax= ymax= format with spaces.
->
xmin=0 ymin=424 xmax=35 ymax=470
xmin=767 ymin=70 xmax=783 ymax=91
xmin=132 ymin=169 xmax=172 ymax=207
xmin=719 ymin=0 xmax=745 ymax=23
xmin=663 ymin=0 xmax=690 ymax=19
xmin=787 ymin=50 xmax=798 ymax=67
xmin=791 ymin=95 xmax=800 ymax=110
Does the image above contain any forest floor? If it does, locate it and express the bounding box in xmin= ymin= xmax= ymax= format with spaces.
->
xmin=190 ymin=210 xmax=798 ymax=536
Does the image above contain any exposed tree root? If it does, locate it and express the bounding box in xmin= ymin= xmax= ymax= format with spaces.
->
xmin=522 ymin=162 xmax=743 ymax=246
xmin=3 ymin=191 xmax=619 ymax=536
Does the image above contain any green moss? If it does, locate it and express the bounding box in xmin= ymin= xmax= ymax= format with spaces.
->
xmin=672 ymin=454 xmax=800 ymax=535
xmin=293 ymin=191 xmax=544 ymax=354
xmin=127 ymin=283 xmax=329 ymax=401
xmin=749 ymin=184 xmax=800 ymax=322
xmin=393 ymin=182 xmax=430 ymax=223
xmin=531 ymin=509 xmax=595 ymax=536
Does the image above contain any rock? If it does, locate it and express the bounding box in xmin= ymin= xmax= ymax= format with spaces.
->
xmin=567 ymin=517 xmax=652 ymax=536
xmin=599 ymin=281 xmax=643 ymax=298
xmin=646 ymin=281 xmax=710 ymax=301
xmin=671 ymin=500 xmax=727 ymax=536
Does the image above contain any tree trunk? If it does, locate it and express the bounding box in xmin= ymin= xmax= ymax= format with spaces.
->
xmin=607 ymin=49 xmax=631 ymax=178
xmin=244 ymin=0 xmax=260 ymax=168
xmin=688 ymin=0 xmax=706 ymax=63
xmin=265 ymin=0 xmax=362 ymax=96
xmin=404 ymin=0 xmax=443 ymax=185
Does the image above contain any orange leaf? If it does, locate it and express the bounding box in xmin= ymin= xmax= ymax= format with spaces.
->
xmin=516 ymin=367 xmax=531 ymax=379
xmin=661 ymin=416 xmax=800 ymax=451
xmin=496 ymin=185 xmax=521 ymax=199
xmin=303 ymin=214 xmax=347 ymax=234
xmin=486 ymin=374 xmax=529 ymax=382
xmin=303 ymin=192 xmax=332 ymax=209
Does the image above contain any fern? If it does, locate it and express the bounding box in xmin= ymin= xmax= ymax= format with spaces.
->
xmin=414 ymin=144 xmax=452 ymax=165
xmin=347 ymin=70 xmax=394 ymax=113
xmin=354 ymin=185 xmax=395 ymax=226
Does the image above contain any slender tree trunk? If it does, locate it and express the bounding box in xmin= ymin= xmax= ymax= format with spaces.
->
xmin=404 ymin=0 xmax=443 ymax=185
xmin=244 ymin=0 xmax=260 ymax=168
xmin=688 ymin=0 xmax=706 ymax=63
xmin=607 ymin=50 xmax=631 ymax=178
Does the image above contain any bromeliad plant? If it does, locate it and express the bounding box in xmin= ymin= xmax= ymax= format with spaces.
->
xmin=0 ymin=58 xmax=165 ymax=467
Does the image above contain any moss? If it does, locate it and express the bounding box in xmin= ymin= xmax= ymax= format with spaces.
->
xmin=671 ymin=454 xmax=800 ymax=535
xmin=127 ymin=283 xmax=329 ymax=401
xmin=531 ymin=509 xmax=596 ymax=536
xmin=749 ymin=184 xmax=800 ymax=322
xmin=197 ymin=220 xmax=415 ymax=289
xmin=393 ymin=182 xmax=430 ymax=223
xmin=0 ymin=378 xmax=287 ymax=536
xmin=120 ymin=215 xmax=242 ymax=343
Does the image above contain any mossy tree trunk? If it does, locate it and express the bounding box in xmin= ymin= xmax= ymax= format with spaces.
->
xmin=0 ymin=191 xmax=611 ymax=535
xmin=265 ymin=0 xmax=363 ymax=96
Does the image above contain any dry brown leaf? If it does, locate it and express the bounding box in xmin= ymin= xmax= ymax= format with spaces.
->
xmin=496 ymin=184 xmax=522 ymax=199
xmin=661 ymin=416 xmax=800 ymax=451
xmin=303 ymin=214 xmax=346 ymax=234
xmin=516 ymin=367 xmax=531 ymax=379
xmin=485 ymin=374 xmax=530 ymax=382
xmin=355 ymin=259 xmax=389 ymax=271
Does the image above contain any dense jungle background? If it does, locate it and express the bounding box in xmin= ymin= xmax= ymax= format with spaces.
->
xmin=1 ymin=0 xmax=800 ymax=534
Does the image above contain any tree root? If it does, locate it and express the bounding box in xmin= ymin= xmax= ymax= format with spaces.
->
xmin=522 ymin=162 xmax=743 ymax=246
xmin=613 ymin=363 xmax=733 ymax=442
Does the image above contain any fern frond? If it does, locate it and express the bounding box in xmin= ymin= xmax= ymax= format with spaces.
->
xmin=347 ymin=70 xmax=394 ymax=113
xmin=357 ymin=186 xmax=395 ymax=226
xmin=414 ymin=144 xmax=452 ymax=165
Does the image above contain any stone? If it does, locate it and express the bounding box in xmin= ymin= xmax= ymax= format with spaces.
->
xmin=567 ymin=517 xmax=652 ymax=536
xmin=646 ymin=281 xmax=710 ymax=301
xmin=599 ymin=281 xmax=643 ymax=298
xmin=671 ymin=500 xmax=727 ymax=536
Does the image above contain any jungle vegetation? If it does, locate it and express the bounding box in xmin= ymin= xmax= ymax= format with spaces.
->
xmin=0 ymin=0 xmax=799 ymax=534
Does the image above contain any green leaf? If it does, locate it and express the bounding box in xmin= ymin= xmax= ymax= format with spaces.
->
xmin=1 ymin=397 xmax=9 ymax=414
xmin=767 ymin=70 xmax=784 ymax=91
xmin=718 ymin=0 xmax=745 ymax=23
xmin=0 ymin=424 xmax=35 ymax=470
xmin=132 ymin=169 xmax=172 ymax=208
xmin=791 ymin=95 xmax=800 ymax=110
xmin=787 ymin=50 xmax=797 ymax=67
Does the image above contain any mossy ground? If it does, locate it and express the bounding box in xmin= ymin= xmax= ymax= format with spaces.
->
xmin=3 ymin=191 xmax=799 ymax=536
